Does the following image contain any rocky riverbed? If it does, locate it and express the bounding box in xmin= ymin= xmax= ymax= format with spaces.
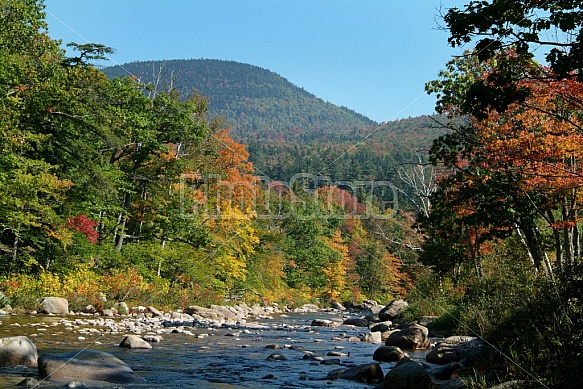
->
xmin=0 ymin=300 xmax=505 ymax=388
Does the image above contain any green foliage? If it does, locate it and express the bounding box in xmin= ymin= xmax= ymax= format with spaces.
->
xmin=479 ymin=261 xmax=583 ymax=388
xmin=402 ymin=268 xmax=463 ymax=326
xmin=411 ymin=234 xmax=583 ymax=387
xmin=283 ymin=209 xmax=332 ymax=290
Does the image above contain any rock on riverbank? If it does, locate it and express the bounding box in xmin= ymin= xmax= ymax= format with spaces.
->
xmin=0 ymin=336 xmax=38 ymax=367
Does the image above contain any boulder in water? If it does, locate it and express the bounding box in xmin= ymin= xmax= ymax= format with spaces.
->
xmin=383 ymin=361 xmax=431 ymax=389
xmin=362 ymin=331 xmax=383 ymax=343
xmin=373 ymin=345 xmax=408 ymax=362
xmin=0 ymin=336 xmax=38 ymax=366
xmin=311 ymin=319 xmax=336 ymax=327
xmin=119 ymin=335 xmax=152 ymax=349
xmin=38 ymin=297 xmax=69 ymax=314
xmin=38 ymin=350 xmax=144 ymax=384
xmin=328 ymin=363 xmax=384 ymax=384
xmin=342 ymin=317 xmax=369 ymax=327
xmin=385 ymin=324 xmax=430 ymax=350
xmin=426 ymin=336 xmax=483 ymax=365
xmin=266 ymin=353 xmax=287 ymax=361
xmin=378 ymin=299 xmax=408 ymax=321
xmin=370 ymin=321 xmax=392 ymax=333
xmin=113 ymin=302 xmax=129 ymax=315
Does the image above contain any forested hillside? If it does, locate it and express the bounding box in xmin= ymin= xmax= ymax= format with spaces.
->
xmin=103 ymin=59 xmax=375 ymax=137
xmin=104 ymin=60 xmax=447 ymax=182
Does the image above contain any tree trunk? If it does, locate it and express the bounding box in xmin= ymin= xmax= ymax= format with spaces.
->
xmin=574 ymin=221 xmax=580 ymax=258
xmin=562 ymin=203 xmax=575 ymax=264
xmin=515 ymin=225 xmax=537 ymax=276
xmin=114 ymin=192 xmax=132 ymax=251
xmin=112 ymin=212 xmax=123 ymax=244
xmin=564 ymin=225 xmax=574 ymax=264
xmin=158 ymin=239 xmax=166 ymax=277
xmin=520 ymin=225 xmax=544 ymax=270
xmin=468 ymin=226 xmax=483 ymax=279
xmin=10 ymin=235 xmax=18 ymax=275
xmin=115 ymin=216 xmax=126 ymax=252
xmin=547 ymin=209 xmax=563 ymax=268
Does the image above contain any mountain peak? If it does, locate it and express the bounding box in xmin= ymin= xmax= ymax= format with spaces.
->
xmin=103 ymin=58 xmax=376 ymax=139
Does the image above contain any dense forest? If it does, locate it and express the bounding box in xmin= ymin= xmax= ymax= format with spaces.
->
xmin=3 ymin=0 xmax=583 ymax=387
xmin=104 ymin=60 xmax=448 ymax=183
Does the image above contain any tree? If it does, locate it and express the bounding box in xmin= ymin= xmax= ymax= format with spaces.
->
xmin=425 ymin=49 xmax=583 ymax=277
xmin=0 ymin=0 xmax=75 ymax=272
xmin=282 ymin=208 xmax=332 ymax=291
xmin=322 ymin=231 xmax=349 ymax=302
xmin=442 ymin=1 xmax=583 ymax=118
xmin=396 ymin=154 xmax=439 ymax=218
xmin=444 ymin=0 xmax=583 ymax=78
xmin=472 ymin=73 xmax=583 ymax=271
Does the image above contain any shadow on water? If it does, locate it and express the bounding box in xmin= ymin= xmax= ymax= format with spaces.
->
xmin=0 ymin=312 xmax=434 ymax=388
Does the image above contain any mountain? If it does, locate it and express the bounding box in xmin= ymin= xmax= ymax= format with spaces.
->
xmin=103 ymin=59 xmax=447 ymax=183
xmin=103 ymin=59 xmax=375 ymax=138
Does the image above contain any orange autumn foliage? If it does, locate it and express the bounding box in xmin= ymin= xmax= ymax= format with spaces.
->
xmin=476 ymin=74 xmax=583 ymax=196
xmin=211 ymin=129 xmax=258 ymax=210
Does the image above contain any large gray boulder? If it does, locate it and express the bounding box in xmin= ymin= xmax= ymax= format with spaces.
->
xmin=426 ymin=336 xmax=482 ymax=365
xmin=113 ymin=302 xmax=129 ymax=315
xmin=383 ymin=361 xmax=431 ymax=389
xmin=293 ymin=303 xmax=320 ymax=313
xmin=148 ymin=306 xmax=164 ymax=317
xmin=430 ymin=361 xmax=464 ymax=380
xmin=38 ymin=297 xmax=69 ymax=314
xmin=210 ymin=304 xmax=241 ymax=320
xmin=183 ymin=305 xmax=224 ymax=321
xmin=0 ymin=336 xmax=38 ymax=366
xmin=119 ymin=335 xmax=152 ymax=349
xmin=385 ymin=324 xmax=430 ymax=350
xmin=311 ymin=319 xmax=336 ymax=327
xmin=342 ymin=317 xmax=369 ymax=327
xmin=455 ymin=337 xmax=487 ymax=364
xmin=362 ymin=331 xmax=383 ymax=343
xmin=328 ymin=363 xmax=384 ymax=384
xmin=378 ymin=299 xmax=408 ymax=321
xmin=373 ymin=346 xmax=408 ymax=362
xmin=38 ymin=350 xmax=144 ymax=384
xmin=370 ymin=321 xmax=392 ymax=333
xmin=426 ymin=336 xmax=471 ymax=364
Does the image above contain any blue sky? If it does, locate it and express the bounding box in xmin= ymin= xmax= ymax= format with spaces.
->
xmin=44 ymin=0 xmax=469 ymax=122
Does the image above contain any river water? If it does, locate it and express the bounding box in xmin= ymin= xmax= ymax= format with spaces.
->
xmin=0 ymin=311 xmax=433 ymax=388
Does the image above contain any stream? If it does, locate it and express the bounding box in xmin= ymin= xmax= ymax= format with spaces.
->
xmin=0 ymin=311 xmax=434 ymax=388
